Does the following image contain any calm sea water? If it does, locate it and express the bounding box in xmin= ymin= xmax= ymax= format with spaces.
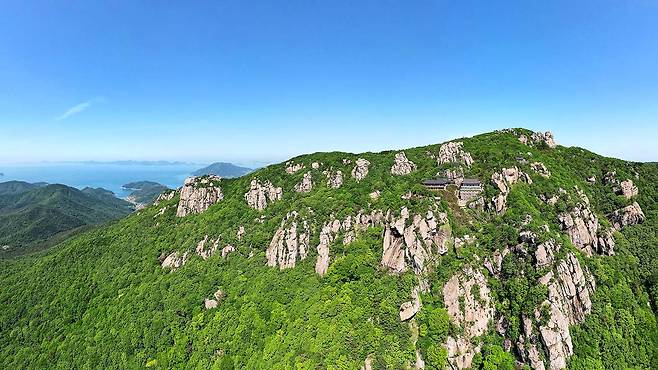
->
xmin=0 ymin=163 xmax=202 ymax=198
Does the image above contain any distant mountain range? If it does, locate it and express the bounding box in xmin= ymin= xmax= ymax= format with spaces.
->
xmin=0 ymin=181 xmax=133 ymax=257
xmin=192 ymin=162 xmax=252 ymax=178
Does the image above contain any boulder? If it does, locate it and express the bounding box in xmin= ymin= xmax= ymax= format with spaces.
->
xmin=244 ymin=179 xmax=282 ymax=210
xmin=176 ymin=176 xmax=224 ymax=217
xmin=399 ymin=287 xmax=422 ymax=321
xmin=390 ymin=152 xmax=417 ymax=175
xmin=618 ymin=179 xmax=638 ymax=199
xmin=437 ymin=142 xmax=474 ymax=167
xmin=294 ymin=172 xmax=314 ymax=193
xmin=161 ymin=251 xmax=189 ymax=271
xmin=204 ymin=298 xmax=218 ymax=310
xmin=351 ymin=158 xmax=370 ymax=182
xmin=609 ymin=202 xmax=645 ymax=230
xmin=285 ymin=161 xmax=304 ymax=174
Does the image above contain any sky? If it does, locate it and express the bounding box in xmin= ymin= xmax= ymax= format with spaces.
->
xmin=1 ymin=0 xmax=657 ymax=164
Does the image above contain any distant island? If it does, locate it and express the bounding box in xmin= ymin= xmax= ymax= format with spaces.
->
xmin=122 ymin=181 xmax=170 ymax=208
xmin=192 ymin=162 xmax=252 ymax=178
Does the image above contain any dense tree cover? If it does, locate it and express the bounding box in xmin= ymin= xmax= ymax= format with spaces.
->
xmin=0 ymin=181 xmax=133 ymax=258
xmin=1 ymin=129 xmax=657 ymax=368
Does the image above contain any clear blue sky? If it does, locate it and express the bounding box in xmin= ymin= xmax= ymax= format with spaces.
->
xmin=1 ymin=0 xmax=657 ymax=164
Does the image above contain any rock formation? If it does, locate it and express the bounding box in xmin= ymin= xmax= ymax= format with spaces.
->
xmin=195 ymin=235 xmax=219 ymax=260
xmin=154 ymin=189 xmax=176 ymax=205
xmin=294 ymin=172 xmax=314 ymax=193
xmin=519 ymin=131 xmax=557 ymax=148
xmin=285 ymin=161 xmax=304 ymax=174
xmin=351 ymin=158 xmax=370 ymax=182
xmin=390 ymin=152 xmax=416 ymax=175
xmin=203 ymin=289 xmax=224 ymax=310
xmin=315 ymin=210 xmax=387 ymax=276
xmin=324 ymin=170 xmax=343 ymax=189
xmin=399 ymin=287 xmax=421 ymax=321
xmin=443 ymin=267 xmax=494 ymax=369
xmin=161 ymin=251 xmax=190 ymax=270
xmin=609 ymin=202 xmax=645 ymax=230
xmin=381 ymin=208 xmax=451 ymax=274
xmin=490 ymin=167 xmax=531 ymax=214
xmin=437 ymin=142 xmax=474 ymax=167
xmin=266 ymin=212 xmax=311 ymax=270
xmin=244 ymin=179 xmax=283 ymax=210
xmin=531 ymin=162 xmax=551 ymax=178
xmin=618 ymin=179 xmax=638 ymax=199
xmin=536 ymin=253 xmax=594 ymax=370
xmin=176 ymin=176 xmax=224 ymax=217
xmin=558 ymin=202 xmax=615 ymax=256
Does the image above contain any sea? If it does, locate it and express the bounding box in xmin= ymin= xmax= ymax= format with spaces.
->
xmin=0 ymin=162 xmax=204 ymax=199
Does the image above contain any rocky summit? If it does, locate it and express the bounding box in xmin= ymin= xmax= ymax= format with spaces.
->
xmin=2 ymin=128 xmax=658 ymax=370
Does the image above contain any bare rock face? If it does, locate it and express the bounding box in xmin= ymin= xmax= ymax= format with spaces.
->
xmin=490 ymin=167 xmax=531 ymax=214
xmin=324 ymin=169 xmax=343 ymax=189
xmin=536 ymin=253 xmax=595 ymax=370
xmin=285 ymin=161 xmax=304 ymax=174
xmin=369 ymin=190 xmax=381 ymax=200
xmin=535 ymin=240 xmax=560 ymax=267
xmin=531 ymin=162 xmax=551 ymax=178
xmin=311 ymin=162 xmax=320 ymax=169
xmin=176 ymin=176 xmax=224 ymax=217
xmin=154 ymin=189 xmax=176 ymax=206
xmin=244 ymin=179 xmax=282 ymax=210
xmin=195 ymin=235 xmax=219 ymax=260
xmin=381 ymin=208 xmax=451 ymax=274
xmin=294 ymin=172 xmax=314 ymax=193
xmin=399 ymin=287 xmax=422 ymax=321
xmin=315 ymin=210 xmax=387 ymax=276
xmin=315 ymin=223 xmax=334 ymax=276
xmin=161 ymin=251 xmax=190 ymax=270
xmin=437 ymin=142 xmax=474 ymax=167
xmin=618 ymin=179 xmax=638 ymax=199
xmin=609 ymin=202 xmax=645 ymax=230
xmin=521 ymin=131 xmax=556 ymax=148
xmin=443 ymin=267 xmax=494 ymax=369
xmin=390 ymin=152 xmax=417 ymax=175
xmin=558 ymin=203 xmax=615 ymax=256
xmin=266 ymin=212 xmax=310 ymax=270
xmin=351 ymin=158 xmax=370 ymax=182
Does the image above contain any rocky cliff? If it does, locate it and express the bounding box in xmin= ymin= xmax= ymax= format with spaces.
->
xmin=176 ymin=176 xmax=224 ymax=217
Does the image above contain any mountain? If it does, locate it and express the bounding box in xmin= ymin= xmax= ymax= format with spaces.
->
xmin=1 ymin=129 xmax=657 ymax=369
xmin=0 ymin=181 xmax=134 ymax=257
xmin=192 ymin=162 xmax=252 ymax=178
xmin=122 ymin=181 xmax=170 ymax=208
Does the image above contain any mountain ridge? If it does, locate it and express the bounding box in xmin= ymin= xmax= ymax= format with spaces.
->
xmin=1 ymin=128 xmax=657 ymax=369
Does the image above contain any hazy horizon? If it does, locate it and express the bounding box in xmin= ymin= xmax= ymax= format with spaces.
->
xmin=2 ymin=1 xmax=657 ymax=163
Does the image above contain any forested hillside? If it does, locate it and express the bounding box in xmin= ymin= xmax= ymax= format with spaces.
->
xmin=1 ymin=129 xmax=657 ymax=369
xmin=0 ymin=181 xmax=134 ymax=257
